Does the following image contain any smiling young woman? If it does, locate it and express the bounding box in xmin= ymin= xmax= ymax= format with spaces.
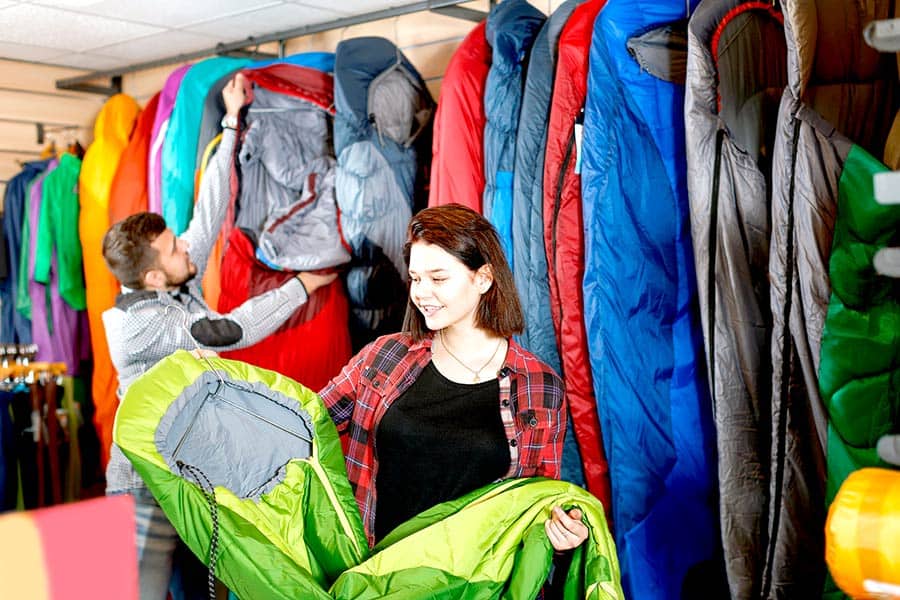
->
xmin=319 ymin=204 xmax=588 ymax=558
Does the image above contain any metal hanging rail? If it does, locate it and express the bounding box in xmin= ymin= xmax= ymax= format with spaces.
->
xmin=56 ymin=0 xmax=488 ymax=95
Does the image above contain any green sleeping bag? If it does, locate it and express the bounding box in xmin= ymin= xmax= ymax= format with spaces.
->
xmin=115 ymin=350 xmax=623 ymax=599
xmin=820 ymin=145 xmax=900 ymax=505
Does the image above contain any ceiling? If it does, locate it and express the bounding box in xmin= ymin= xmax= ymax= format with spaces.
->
xmin=0 ymin=0 xmax=439 ymax=72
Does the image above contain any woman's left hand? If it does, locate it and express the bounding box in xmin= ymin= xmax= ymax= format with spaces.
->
xmin=545 ymin=506 xmax=589 ymax=551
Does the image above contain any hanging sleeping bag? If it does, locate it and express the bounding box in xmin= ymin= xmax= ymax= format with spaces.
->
xmin=482 ymin=0 xmax=545 ymax=270
xmin=512 ymin=0 xmax=579 ymax=385
xmin=513 ymin=0 xmax=586 ymax=489
xmin=765 ymin=1 xmax=898 ymax=597
xmin=236 ymin=66 xmax=348 ymax=271
xmin=195 ymin=54 xmax=335 ymax=171
xmin=543 ymin=0 xmax=609 ymax=504
xmin=819 ymin=145 xmax=900 ymax=597
xmin=161 ymin=57 xmax=249 ymax=235
xmin=333 ymin=37 xmax=434 ymax=350
xmin=428 ymin=21 xmax=491 ymax=212
xmin=191 ymin=61 xmax=337 ymax=311
xmin=685 ymin=2 xmax=787 ymax=596
xmin=581 ymin=1 xmax=721 ymax=597
xmin=113 ymin=350 xmax=367 ymax=600
xmin=110 ymin=92 xmax=159 ymax=225
xmin=218 ymin=227 xmax=352 ymax=393
xmin=114 ymin=352 xmax=625 ymax=599
xmin=149 ymin=64 xmax=191 ymax=216
xmin=79 ymin=93 xmax=140 ymax=467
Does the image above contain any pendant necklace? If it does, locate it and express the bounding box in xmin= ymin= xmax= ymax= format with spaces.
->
xmin=439 ymin=329 xmax=503 ymax=383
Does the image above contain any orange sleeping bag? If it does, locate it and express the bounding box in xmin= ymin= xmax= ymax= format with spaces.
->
xmin=79 ymin=94 xmax=140 ymax=467
xmin=108 ymin=92 xmax=159 ymax=226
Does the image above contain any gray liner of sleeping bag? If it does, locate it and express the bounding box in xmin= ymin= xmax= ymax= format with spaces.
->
xmin=155 ymin=371 xmax=315 ymax=500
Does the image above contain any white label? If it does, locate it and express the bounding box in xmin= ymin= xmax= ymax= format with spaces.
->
xmin=874 ymin=171 xmax=900 ymax=205
xmin=574 ymin=122 xmax=584 ymax=176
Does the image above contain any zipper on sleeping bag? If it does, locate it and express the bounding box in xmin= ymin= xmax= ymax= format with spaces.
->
xmin=551 ymin=121 xmax=578 ymax=326
xmin=761 ymin=116 xmax=803 ymax=600
xmin=707 ymin=128 xmax=725 ymax=418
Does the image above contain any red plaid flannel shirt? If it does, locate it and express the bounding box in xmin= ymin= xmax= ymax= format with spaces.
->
xmin=319 ymin=332 xmax=567 ymax=547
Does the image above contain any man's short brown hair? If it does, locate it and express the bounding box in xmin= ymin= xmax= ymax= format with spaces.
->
xmin=402 ymin=204 xmax=524 ymax=341
xmin=102 ymin=212 xmax=167 ymax=290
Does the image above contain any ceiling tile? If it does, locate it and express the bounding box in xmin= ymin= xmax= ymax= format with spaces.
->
xmin=45 ymin=0 xmax=285 ymax=28
xmin=282 ymin=1 xmax=351 ymax=15
xmin=0 ymin=4 xmax=163 ymax=51
xmin=41 ymin=51 xmax=128 ymax=70
xmin=91 ymin=29 xmax=219 ymax=62
xmin=284 ymin=0 xmax=396 ymax=13
xmin=0 ymin=1 xmax=15 ymax=9
xmin=31 ymin=0 xmax=107 ymax=7
xmin=0 ymin=40 xmax=64 ymax=62
xmin=184 ymin=3 xmax=345 ymax=39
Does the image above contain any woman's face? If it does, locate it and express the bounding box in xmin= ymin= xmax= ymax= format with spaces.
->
xmin=408 ymin=241 xmax=489 ymax=332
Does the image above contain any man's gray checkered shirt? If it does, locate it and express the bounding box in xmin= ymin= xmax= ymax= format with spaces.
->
xmin=104 ymin=128 xmax=309 ymax=493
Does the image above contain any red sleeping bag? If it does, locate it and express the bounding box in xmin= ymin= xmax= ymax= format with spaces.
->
xmin=428 ymin=22 xmax=491 ymax=211
xmin=218 ymin=227 xmax=352 ymax=392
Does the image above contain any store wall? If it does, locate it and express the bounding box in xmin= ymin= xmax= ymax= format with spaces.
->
xmin=0 ymin=0 xmax=563 ymax=200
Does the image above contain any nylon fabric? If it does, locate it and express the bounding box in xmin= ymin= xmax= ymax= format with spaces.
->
xmin=512 ymin=0 xmax=577 ymax=377
xmin=581 ymin=2 xmax=719 ymax=597
xmin=512 ymin=0 xmax=585 ymax=489
xmin=543 ymin=0 xmax=609 ymax=506
xmin=767 ymin=2 xmax=898 ymax=596
xmin=685 ymin=3 xmax=787 ymax=596
xmin=115 ymin=353 xmax=623 ymax=599
xmin=331 ymin=479 xmax=623 ymax=600
xmin=78 ymin=93 xmax=140 ymax=467
xmin=333 ymin=37 xmax=433 ymax=349
xmin=161 ymin=57 xmax=249 ymax=235
xmin=428 ymin=22 xmax=491 ymax=211
xmin=819 ymin=144 xmax=900 ymax=573
xmin=482 ymin=0 xmax=545 ymax=269
xmin=114 ymin=350 xmax=367 ymax=599
xmin=109 ymin=92 xmax=159 ymax=225
xmin=218 ymin=227 xmax=352 ymax=392
xmin=149 ymin=64 xmax=191 ymax=216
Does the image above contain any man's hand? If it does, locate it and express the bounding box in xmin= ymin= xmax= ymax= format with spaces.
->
xmin=297 ymin=271 xmax=339 ymax=295
xmin=222 ymin=72 xmax=250 ymax=118
xmin=545 ymin=506 xmax=589 ymax=552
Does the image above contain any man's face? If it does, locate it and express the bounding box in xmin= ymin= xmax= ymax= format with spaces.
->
xmin=147 ymin=228 xmax=196 ymax=289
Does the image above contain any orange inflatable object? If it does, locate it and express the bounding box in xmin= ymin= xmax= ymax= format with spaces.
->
xmin=826 ymin=467 xmax=900 ymax=599
xmin=108 ymin=92 xmax=160 ymax=225
xmin=79 ymin=94 xmax=140 ymax=468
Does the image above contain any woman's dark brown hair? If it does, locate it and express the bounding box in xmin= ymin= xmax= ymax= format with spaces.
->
xmin=402 ymin=204 xmax=524 ymax=341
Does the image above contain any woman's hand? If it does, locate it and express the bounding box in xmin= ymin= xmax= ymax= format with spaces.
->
xmin=545 ymin=506 xmax=588 ymax=552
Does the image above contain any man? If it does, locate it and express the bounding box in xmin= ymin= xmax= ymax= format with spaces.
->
xmin=101 ymin=73 xmax=335 ymax=599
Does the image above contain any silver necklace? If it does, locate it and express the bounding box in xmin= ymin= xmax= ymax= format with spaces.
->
xmin=439 ymin=329 xmax=503 ymax=383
